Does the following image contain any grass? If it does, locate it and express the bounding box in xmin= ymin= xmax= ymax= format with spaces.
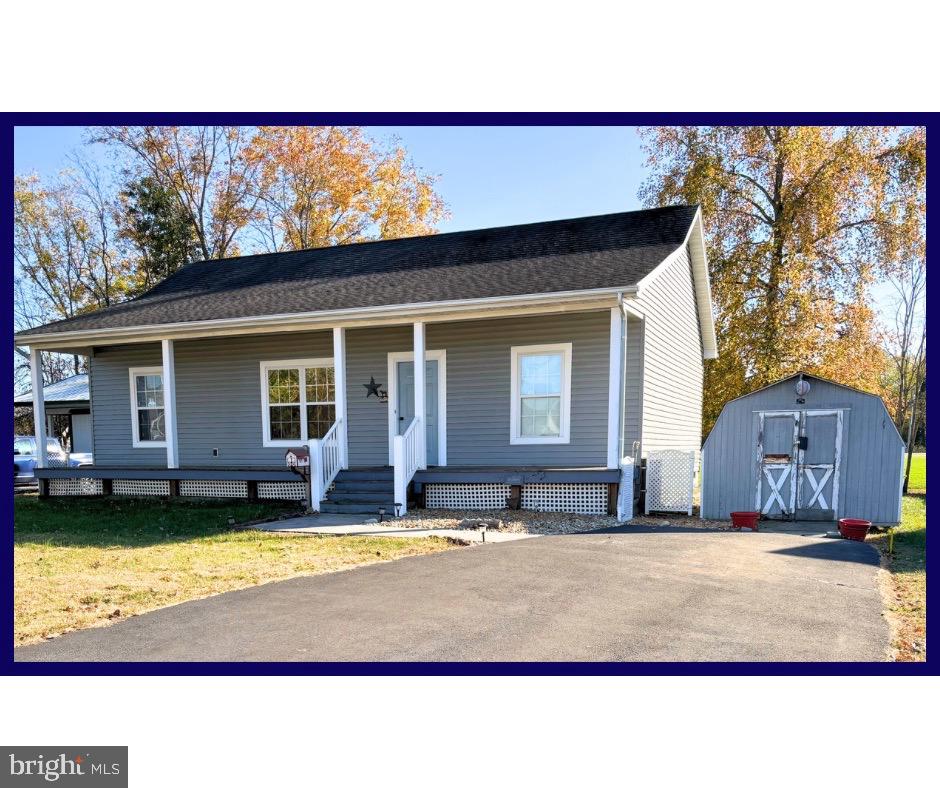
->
xmin=14 ymin=495 xmax=458 ymax=646
xmin=905 ymin=452 xmax=926 ymax=492
xmin=868 ymin=485 xmax=926 ymax=661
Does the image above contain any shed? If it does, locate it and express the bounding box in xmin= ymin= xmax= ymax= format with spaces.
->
xmin=701 ymin=372 xmax=904 ymax=524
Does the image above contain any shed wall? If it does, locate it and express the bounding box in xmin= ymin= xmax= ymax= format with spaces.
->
xmin=702 ymin=378 xmax=903 ymax=523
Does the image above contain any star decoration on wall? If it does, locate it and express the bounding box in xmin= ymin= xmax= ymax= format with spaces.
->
xmin=363 ymin=376 xmax=383 ymax=398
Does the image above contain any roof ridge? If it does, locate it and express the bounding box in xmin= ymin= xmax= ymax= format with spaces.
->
xmin=189 ymin=204 xmax=700 ymax=267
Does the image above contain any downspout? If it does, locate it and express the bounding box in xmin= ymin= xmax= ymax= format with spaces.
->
xmin=617 ymin=292 xmax=627 ymax=464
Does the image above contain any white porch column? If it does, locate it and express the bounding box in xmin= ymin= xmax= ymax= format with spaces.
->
xmin=607 ymin=307 xmax=624 ymax=469
xmin=29 ymin=347 xmax=48 ymax=468
xmin=413 ymin=321 xmax=427 ymax=469
xmin=161 ymin=339 xmax=179 ymax=469
xmin=332 ymin=327 xmax=348 ymax=469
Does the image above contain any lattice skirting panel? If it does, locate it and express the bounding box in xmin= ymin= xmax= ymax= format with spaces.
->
xmin=49 ymin=478 xmax=103 ymax=496
xmin=645 ymin=449 xmax=696 ymax=515
xmin=112 ymin=479 xmax=170 ymax=497
xmin=180 ymin=479 xmax=248 ymax=498
xmin=258 ymin=481 xmax=308 ymax=501
xmin=521 ymin=483 xmax=608 ymax=514
xmin=424 ymin=482 xmax=608 ymax=514
xmin=424 ymin=483 xmax=511 ymax=510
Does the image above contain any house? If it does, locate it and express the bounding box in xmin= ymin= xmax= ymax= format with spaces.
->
xmin=701 ymin=372 xmax=904 ymax=524
xmin=14 ymin=205 xmax=717 ymax=519
xmin=14 ymin=373 xmax=93 ymax=456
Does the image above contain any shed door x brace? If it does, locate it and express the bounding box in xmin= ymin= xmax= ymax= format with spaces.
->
xmin=756 ymin=409 xmax=843 ymax=520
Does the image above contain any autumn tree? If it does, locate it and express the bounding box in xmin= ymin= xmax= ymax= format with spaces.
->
xmin=13 ymin=164 xmax=135 ymax=389
xmin=119 ymin=175 xmax=201 ymax=294
xmin=245 ymin=126 xmax=447 ymax=251
xmin=92 ymin=126 xmax=261 ymax=260
xmin=640 ymin=126 xmax=926 ymax=433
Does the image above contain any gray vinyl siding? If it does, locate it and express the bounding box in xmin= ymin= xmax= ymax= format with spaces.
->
xmin=427 ymin=311 xmax=609 ymax=467
xmin=621 ymin=314 xmax=644 ymax=458
xmin=89 ymin=312 xmax=613 ymax=469
xmin=90 ymin=332 xmax=334 ymax=467
xmin=634 ymin=246 xmax=704 ymax=456
xmin=90 ymin=343 xmax=166 ymax=466
xmin=701 ymin=378 xmax=904 ymax=523
xmin=174 ymin=332 xmax=333 ymax=465
xmin=346 ymin=325 xmax=412 ymax=467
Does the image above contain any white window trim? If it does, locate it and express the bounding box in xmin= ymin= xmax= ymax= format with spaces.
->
xmin=129 ymin=366 xmax=168 ymax=448
xmin=386 ymin=349 xmax=447 ymax=466
xmin=509 ymin=342 xmax=572 ymax=445
xmin=259 ymin=357 xmax=335 ymax=447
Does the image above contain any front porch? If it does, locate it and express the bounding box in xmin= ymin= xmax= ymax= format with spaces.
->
xmin=26 ymin=306 xmax=638 ymax=519
xmin=34 ymin=462 xmax=625 ymax=517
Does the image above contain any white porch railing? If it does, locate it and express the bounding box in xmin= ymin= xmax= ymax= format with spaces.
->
xmin=308 ymin=419 xmax=343 ymax=512
xmin=393 ymin=416 xmax=421 ymax=515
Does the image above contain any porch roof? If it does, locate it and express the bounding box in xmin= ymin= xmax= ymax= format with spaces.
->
xmin=16 ymin=206 xmax=698 ymax=344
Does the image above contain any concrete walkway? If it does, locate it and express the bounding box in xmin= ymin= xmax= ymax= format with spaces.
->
xmin=255 ymin=513 xmax=535 ymax=543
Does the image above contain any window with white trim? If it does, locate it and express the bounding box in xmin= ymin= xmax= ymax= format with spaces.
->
xmin=510 ymin=343 xmax=572 ymax=445
xmin=129 ymin=367 xmax=167 ymax=447
xmin=260 ymin=359 xmax=335 ymax=446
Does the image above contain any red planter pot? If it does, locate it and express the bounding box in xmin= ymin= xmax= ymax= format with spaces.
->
xmin=731 ymin=511 xmax=760 ymax=531
xmin=839 ymin=518 xmax=871 ymax=542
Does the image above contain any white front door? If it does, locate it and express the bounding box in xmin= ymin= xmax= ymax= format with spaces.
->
xmin=397 ymin=359 xmax=439 ymax=465
xmin=387 ymin=350 xmax=447 ymax=467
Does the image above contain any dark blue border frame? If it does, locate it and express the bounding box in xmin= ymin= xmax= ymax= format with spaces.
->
xmin=3 ymin=112 xmax=933 ymax=676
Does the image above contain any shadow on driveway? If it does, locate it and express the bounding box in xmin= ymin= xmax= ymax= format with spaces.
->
xmin=768 ymin=540 xmax=880 ymax=566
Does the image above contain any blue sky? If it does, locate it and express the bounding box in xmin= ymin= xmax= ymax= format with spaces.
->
xmin=13 ymin=125 xmax=898 ymax=322
xmin=13 ymin=125 xmax=647 ymax=232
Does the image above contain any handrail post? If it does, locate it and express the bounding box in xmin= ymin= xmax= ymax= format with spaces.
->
xmin=393 ymin=433 xmax=406 ymax=516
xmin=308 ymin=438 xmax=323 ymax=512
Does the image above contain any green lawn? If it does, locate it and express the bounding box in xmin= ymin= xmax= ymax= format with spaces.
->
xmin=868 ymin=476 xmax=926 ymax=660
xmin=905 ymin=452 xmax=926 ymax=492
xmin=14 ymin=495 xmax=458 ymax=646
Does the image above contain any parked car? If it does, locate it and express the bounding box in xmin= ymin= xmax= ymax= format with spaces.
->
xmin=13 ymin=435 xmax=91 ymax=487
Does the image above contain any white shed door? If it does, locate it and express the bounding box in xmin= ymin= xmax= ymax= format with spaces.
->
xmin=71 ymin=414 xmax=93 ymax=453
xmin=756 ymin=411 xmax=799 ymax=518
xmin=795 ymin=410 xmax=843 ymax=520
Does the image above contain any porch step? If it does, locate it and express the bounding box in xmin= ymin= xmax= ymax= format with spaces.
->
xmin=320 ymin=502 xmax=399 ymax=515
xmin=327 ymin=491 xmax=396 ymax=503
xmin=335 ymin=467 xmax=394 ymax=481
xmin=332 ymin=479 xmax=395 ymax=492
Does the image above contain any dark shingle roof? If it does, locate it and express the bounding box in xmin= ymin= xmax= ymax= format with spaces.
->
xmin=17 ymin=205 xmax=697 ymax=337
xmin=14 ymin=374 xmax=89 ymax=405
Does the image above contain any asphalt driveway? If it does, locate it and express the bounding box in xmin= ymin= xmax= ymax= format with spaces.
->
xmin=15 ymin=528 xmax=888 ymax=662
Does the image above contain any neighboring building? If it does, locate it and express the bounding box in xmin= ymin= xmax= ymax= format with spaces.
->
xmin=701 ymin=372 xmax=904 ymax=524
xmin=14 ymin=206 xmax=716 ymax=519
xmin=14 ymin=374 xmax=92 ymax=455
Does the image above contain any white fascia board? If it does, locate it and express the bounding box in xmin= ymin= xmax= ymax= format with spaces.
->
xmin=15 ymin=286 xmax=635 ymax=351
xmin=633 ymin=207 xmax=718 ymax=360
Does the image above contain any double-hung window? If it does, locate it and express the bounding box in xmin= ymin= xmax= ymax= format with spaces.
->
xmin=261 ymin=359 xmax=336 ymax=446
xmin=129 ymin=367 xmax=167 ymax=447
xmin=509 ymin=343 xmax=572 ymax=445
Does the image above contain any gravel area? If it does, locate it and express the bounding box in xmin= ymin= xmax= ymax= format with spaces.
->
xmin=396 ymin=509 xmax=731 ymax=535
